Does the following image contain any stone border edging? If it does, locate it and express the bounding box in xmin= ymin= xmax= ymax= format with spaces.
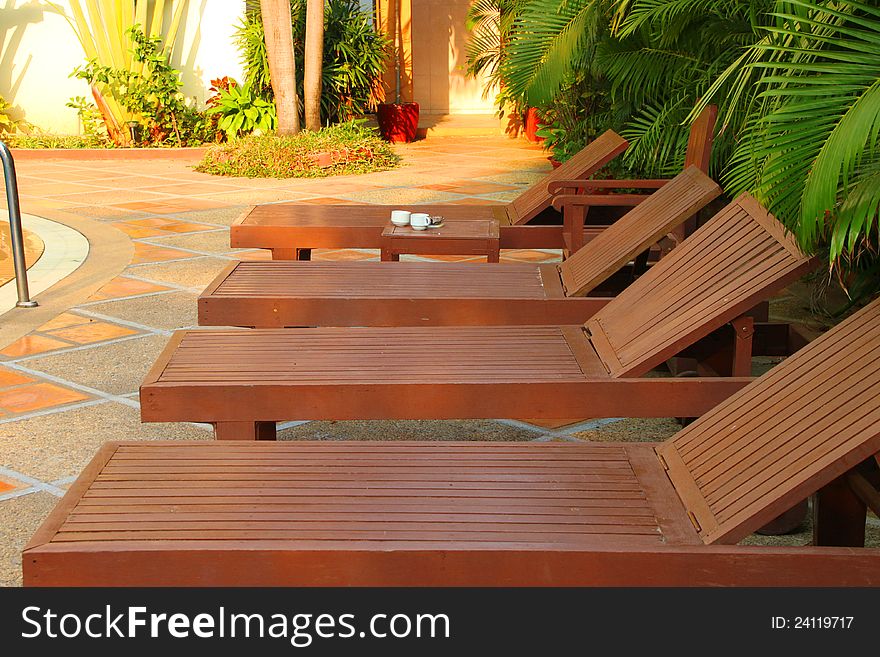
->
xmin=10 ymin=147 xmax=208 ymax=161
xmin=0 ymin=202 xmax=133 ymax=350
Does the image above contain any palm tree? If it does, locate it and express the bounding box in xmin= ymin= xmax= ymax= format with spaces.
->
xmin=260 ymin=0 xmax=300 ymax=134
xmin=304 ymin=0 xmax=325 ymax=130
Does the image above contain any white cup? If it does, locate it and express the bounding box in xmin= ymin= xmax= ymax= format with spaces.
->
xmin=410 ymin=213 xmax=431 ymax=230
xmin=390 ymin=210 xmax=411 ymax=226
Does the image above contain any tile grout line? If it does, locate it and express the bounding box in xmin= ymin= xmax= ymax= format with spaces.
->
xmin=0 ymin=398 xmax=110 ymax=425
xmin=70 ymin=309 xmax=174 ymax=336
xmin=3 ymin=332 xmax=162 ymax=365
xmin=495 ymin=418 xmax=625 ymax=439
xmin=115 ymin=272 xmax=204 ymax=293
xmin=0 ymin=466 xmax=65 ymax=498
xmin=1 ymin=362 xmax=142 ymax=409
xmin=77 ymin=288 xmax=184 ymax=307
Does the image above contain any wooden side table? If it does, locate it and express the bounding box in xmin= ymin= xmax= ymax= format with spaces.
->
xmin=381 ymin=219 xmax=501 ymax=262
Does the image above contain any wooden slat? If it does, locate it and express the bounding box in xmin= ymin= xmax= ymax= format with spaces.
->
xmin=658 ymin=297 xmax=880 ymax=545
xmin=212 ymin=261 xmax=548 ymax=299
xmin=43 ymin=442 xmax=682 ymax=551
xmin=585 ymin=194 xmax=815 ymax=377
xmin=154 ymin=326 xmax=589 ymax=384
xmin=508 ymin=130 xmax=628 ymax=224
xmin=558 ymin=167 xmax=720 ymax=295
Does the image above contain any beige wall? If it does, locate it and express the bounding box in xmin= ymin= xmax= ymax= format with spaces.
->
xmin=0 ymin=0 xmax=245 ymax=135
xmin=410 ymin=0 xmax=496 ymax=115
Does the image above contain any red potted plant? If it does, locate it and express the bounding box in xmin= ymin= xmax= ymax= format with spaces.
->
xmin=523 ymin=107 xmax=545 ymax=143
xmin=376 ymin=0 xmax=419 ymax=143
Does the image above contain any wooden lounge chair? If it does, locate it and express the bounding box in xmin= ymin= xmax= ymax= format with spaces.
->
xmin=141 ymin=195 xmax=816 ymax=440
xmin=231 ymin=107 xmax=717 ymax=260
xmin=233 ymin=130 xmax=629 ymax=261
xmin=550 ymin=105 xmax=719 ymax=254
xmin=25 ymin=298 xmax=880 ymax=586
xmin=201 ymin=167 xmax=721 ymax=328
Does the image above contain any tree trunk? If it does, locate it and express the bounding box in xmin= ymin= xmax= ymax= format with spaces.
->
xmin=260 ymin=0 xmax=300 ymax=135
xmin=304 ymin=0 xmax=324 ymax=131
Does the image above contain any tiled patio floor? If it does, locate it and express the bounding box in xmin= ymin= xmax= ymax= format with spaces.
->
xmin=0 ymin=134 xmax=831 ymax=585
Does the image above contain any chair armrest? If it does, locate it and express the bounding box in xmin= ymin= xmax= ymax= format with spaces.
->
xmin=548 ymin=179 xmax=670 ymax=194
xmin=551 ymin=194 xmax=651 ymax=211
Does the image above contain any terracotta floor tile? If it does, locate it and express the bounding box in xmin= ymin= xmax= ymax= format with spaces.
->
xmin=46 ymin=322 xmax=139 ymax=344
xmin=168 ymin=198 xmax=231 ymax=211
xmin=414 ymin=254 xmax=484 ymax=263
xmin=312 ymin=249 xmax=377 ymax=261
xmin=501 ymin=249 xmax=560 ymax=263
xmin=235 ymin=249 xmax=273 ymax=261
xmin=445 ymin=183 xmax=518 ymax=195
xmin=446 ymin=198 xmax=506 ymax=206
xmin=420 ymin=184 xmax=459 ymax=191
xmin=0 ymin=382 xmax=90 ymax=414
xmin=18 ymin=182 xmax=109 ymax=197
xmin=114 ymin=200 xmax=160 ymax=210
xmin=125 ymin=217 xmax=180 ymax=228
xmin=131 ymin=203 xmax=191 ymax=215
xmin=155 ymin=221 xmax=218 ymax=233
xmin=112 ymin=223 xmax=169 ymax=238
xmin=0 ymin=335 xmax=72 ymax=358
xmin=139 ymin=182 xmax=245 ymax=195
xmin=131 ymin=242 xmax=195 ymax=264
xmin=300 ymin=197 xmax=359 ymax=205
xmin=0 ymin=367 xmax=35 ymax=387
xmin=37 ymin=312 xmax=91 ymax=331
xmin=88 ymin=276 xmax=171 ymax=301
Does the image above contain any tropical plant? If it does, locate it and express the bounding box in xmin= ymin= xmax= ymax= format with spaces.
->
xmin=237 ymin=0 xmax=389 ymax=124
xmin=49 ymin=0 xmax=187 ymax=146
xmin=486 ymin=0 xmax=880 ymax=293
xmin=465 ymin=0 xmax=528 ymax=120
xmin=709 ymin=1 xmax=880 ymax=273
xmin=72 ymin=27 xmax=209 ymax=146
xmin=65 ymin=96 xmax=110 ymax=142
xmin=260 ymin=0 xmax=300 ymax=134
xmin=206 ymin=81 xmax=277 ymax=139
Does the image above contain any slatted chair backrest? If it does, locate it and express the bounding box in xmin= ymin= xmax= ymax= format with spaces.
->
xmin=506 ymin=130 xmax=628 ymax=225
xmin=657 ymin=297 xmax=880 ymax=545
xmin=584 ymin=194 xmax=816 ymax=378
xmin=683 ymin=105 xmax=718 ymax=173
xmin=557 ymin=166 xmax=721 ymax=297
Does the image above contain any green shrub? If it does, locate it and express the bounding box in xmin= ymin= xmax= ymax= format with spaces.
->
xmin=206 ymin=81 xmax=276 ymax=139
xmin=72 ymin=26 xmax=210 ymax=146
xmin=195 ymin=120 xmax=399 ymax=178
xmin=0 ymin=95 xmax=27 ymax=135
xmin=236 ymin=0 xmax=390 ymax=124
xmin=65 ymin=96 xmax=112 ymax=143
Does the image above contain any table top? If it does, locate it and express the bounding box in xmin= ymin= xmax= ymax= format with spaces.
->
xmin=382 ymin=218 xmax=500 ymax=240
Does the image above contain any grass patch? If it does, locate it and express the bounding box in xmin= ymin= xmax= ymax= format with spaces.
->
xmin=195 ymin=121 xmax=399 ymax=178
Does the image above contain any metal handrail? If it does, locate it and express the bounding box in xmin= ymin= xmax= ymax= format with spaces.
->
xmin=0 ymin=140 xmax=38 ymax=308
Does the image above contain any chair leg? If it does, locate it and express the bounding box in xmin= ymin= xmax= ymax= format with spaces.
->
xmin=730 ymin=315 xmax=755 ymax=377
xmin=214 ymin=421 xmax=277 ymax=441
xmin=812 ymin=474 xmax=866 ymax=547
xmin=271 ymin=248 xmax=311 ymax=261
xmin=562 ymin=204 xmax=587 ymax=256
